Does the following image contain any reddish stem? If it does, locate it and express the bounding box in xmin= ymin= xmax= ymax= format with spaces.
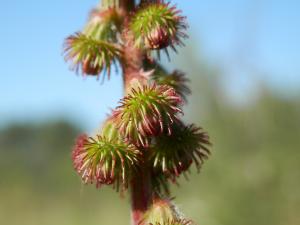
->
xmin=130 ymin=166 xmax=152 ymax=225
xmin=123 ymin=36 xmax=152 ymax=225
xmin=119 ymin=1 xmax=153 ymax=224
xmin=119 ymin=0 xmax=135 ymax=12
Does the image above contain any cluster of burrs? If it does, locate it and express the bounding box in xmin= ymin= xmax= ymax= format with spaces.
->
xmin=65 ymin=1 xmax=211 ymax=224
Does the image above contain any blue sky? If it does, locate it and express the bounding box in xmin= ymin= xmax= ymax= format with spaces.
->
xmin=0 ymin=0 xmax=299 ymax=130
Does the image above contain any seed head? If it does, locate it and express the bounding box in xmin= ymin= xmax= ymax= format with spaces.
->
xmin=143 ymin=198 xmax=193 ymax=225
xmin=150 ymin=122 xmax=211 ymax=181
xmin=112 ymin=83 xmax=183 ymax=147
xmin=130 ymin=0 xmax=187 ymax=51
xmin=151 ymin=70 xmax=191 ymax=102
xmin=72 ymin=133 xmax=140 ymax=191
xmin=149 ymin=219 xmax=194 ymax=225
xmin=64 ymin=32 xmax=122 ymax=78
xmin=84 ymin=7 xmax=123 ymax=41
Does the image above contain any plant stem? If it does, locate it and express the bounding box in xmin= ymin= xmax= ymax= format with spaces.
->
xmin=123 ymin=39 xmax=153 ymax=224
xmin=119 ymin=0 xmax=135 ymax=12
xmin=122 ymin=20 xmax=153 ymax=225
xmin=119 ymin=1 xmax=153 ymax=224
xmin=130 ymin=164 xmax=153 ymax=225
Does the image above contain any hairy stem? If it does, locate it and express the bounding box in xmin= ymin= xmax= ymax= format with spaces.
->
xmin=119 ymin=0 xmax=135 ymax=12
xmin=130 ymin=164 xmax=153 ymax=225
xmin=122 ymin=34 xmax=145 ymax=92
xmin=119 ymin=1 xmax=153 ymax=224
xmin=122 ymin=24 xmax=153 ymax=225
xmin=124 ymin=43 xmax=153 ymax=224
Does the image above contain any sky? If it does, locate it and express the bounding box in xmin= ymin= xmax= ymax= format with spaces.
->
xmin=0 ymin=0 xmax=299 ymax=131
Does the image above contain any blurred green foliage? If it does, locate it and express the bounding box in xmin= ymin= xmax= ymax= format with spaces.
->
xmin=0 ymin=59 xmax=299 ymax=225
